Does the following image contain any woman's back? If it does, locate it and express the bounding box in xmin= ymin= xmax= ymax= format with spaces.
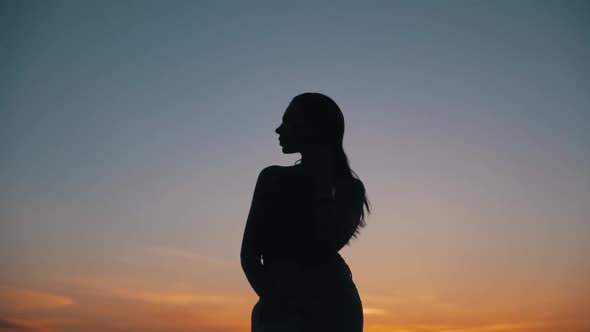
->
xmin=260 ymin=164 xmax=363 ymax=266
xmin=254 ymin=164 xmax=364 ymax=332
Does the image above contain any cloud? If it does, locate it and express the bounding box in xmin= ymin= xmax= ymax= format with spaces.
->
xmin=144 ymin=245 xmax=237 ymax=269
xmin=378 ymin=319 xmax=590 ymax=332
xmin=363 ymin=307 xmax=387 ymax=315
xmin=14 ymin=279 xmax=252 ymax=332
xmin=0 ymin=288 xmax=74 ymax=313
xmin=362 ymin=294 xmax=402 ymax=304
xmin=435 ymin=320 xmax=563 ymax=332
xmin=0 ymin=318 xmax=78 ymax=332
xmin=118 ymin=290 xmax=246 ymax=305
xmin=0 ymin=319 xmax=31 ymax=331
xmin=61 ymin=274 xmax=248 ymax=306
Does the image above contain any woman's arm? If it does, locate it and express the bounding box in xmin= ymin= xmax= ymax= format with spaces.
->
xmin=240 ymin=166 xmax=276 ymax=298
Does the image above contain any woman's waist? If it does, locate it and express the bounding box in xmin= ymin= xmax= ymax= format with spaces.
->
xmin=263 ymin=251 xmax=342 ymax=268
xmin=263 ymin=252 xmax=352 ymax=282
xmin=261 ymin=254 xmax=356 ymax=303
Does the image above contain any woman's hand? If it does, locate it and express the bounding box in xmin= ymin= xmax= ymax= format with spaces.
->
xmin=257 ymin=296 xmax=304 ymax=331
xmin=259 ymin=293 xmax=293 ymax=322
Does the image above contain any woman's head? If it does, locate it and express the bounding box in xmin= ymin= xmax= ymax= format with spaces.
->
xmin=275 ymin=92 xmax=344 ymax=154
xmin=275 ymin=92 xmax=371 ymax=239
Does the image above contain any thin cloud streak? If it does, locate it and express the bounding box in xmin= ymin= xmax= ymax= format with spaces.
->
xmin=145 ymin=244 xmax=238 ymax=269
xmin=435 ymin=320 xmax=575 ymax=332
xmin=0 ymin=317 xmax=79 ymax=332
xmin=365 ymin=319 xmax=590 ymax=332
xmin=60 ymin=274 xmax=248 ymax=306
xmin=0 ymin=288 xmax=75 ymax=313
xmin=363 ymin=307 xmax=387 ymax=315
xmin=0 ymin=318 xmax=32 ymax=331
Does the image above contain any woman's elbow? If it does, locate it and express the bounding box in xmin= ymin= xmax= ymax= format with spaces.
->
xmin=240 ymin=250 xmax=259 ymax=267
xmin=240 ymin=253 xmax=251 ymax=274
xmin=240 ymin=250 xmax=250 ymax=266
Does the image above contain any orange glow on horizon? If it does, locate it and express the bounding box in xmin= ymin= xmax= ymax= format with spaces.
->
xmin=1 ymin=268 xmax=588 ymax=332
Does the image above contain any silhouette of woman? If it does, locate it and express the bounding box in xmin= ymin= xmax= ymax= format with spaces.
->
xmin=240 ymin=92 xmax=371 ymax=332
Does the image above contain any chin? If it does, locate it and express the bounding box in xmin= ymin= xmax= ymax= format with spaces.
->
xmin=280 ymin=145 xmax=299 ymax=154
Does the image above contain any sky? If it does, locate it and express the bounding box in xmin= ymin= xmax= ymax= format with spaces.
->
xmin=1 ymin=1 xmax=589 ymax=331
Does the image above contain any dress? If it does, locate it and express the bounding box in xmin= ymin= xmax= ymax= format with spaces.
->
xmin=252 ymin=253 xmax=363 ymax=332
xmin=248 ymin=165 xmax=364 ymax=332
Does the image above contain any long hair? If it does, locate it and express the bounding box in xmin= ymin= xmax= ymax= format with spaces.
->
xmin=290 ymin=92 xmax=371 ymax=239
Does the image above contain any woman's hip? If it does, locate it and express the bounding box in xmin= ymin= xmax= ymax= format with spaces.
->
xmin=253 ymin=284 xmax=363 ymax=332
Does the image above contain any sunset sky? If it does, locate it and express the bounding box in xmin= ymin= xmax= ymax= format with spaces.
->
xmin=1 ymin=1 xmax=589 ymax=331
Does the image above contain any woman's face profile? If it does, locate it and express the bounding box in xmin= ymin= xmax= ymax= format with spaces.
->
xmin=275 ymin=104 xmax=314 ymax=154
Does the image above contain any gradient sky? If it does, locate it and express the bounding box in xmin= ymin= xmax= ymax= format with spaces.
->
xmin=1 ymin=1 xmax=589 ymax=332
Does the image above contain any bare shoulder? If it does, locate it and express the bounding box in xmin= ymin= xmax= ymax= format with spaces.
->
xmin=257 ymin=165 xmax=289 ymax=188
xmin=259 ymin=165 xmax=289 ymax=178
xmin=259 ymin=165 xmax=364 ymax=196
xmin=258 ymin=165 xmax=304 ymax=193
xmin=260 ymin=164 xmax=301 ymax=177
